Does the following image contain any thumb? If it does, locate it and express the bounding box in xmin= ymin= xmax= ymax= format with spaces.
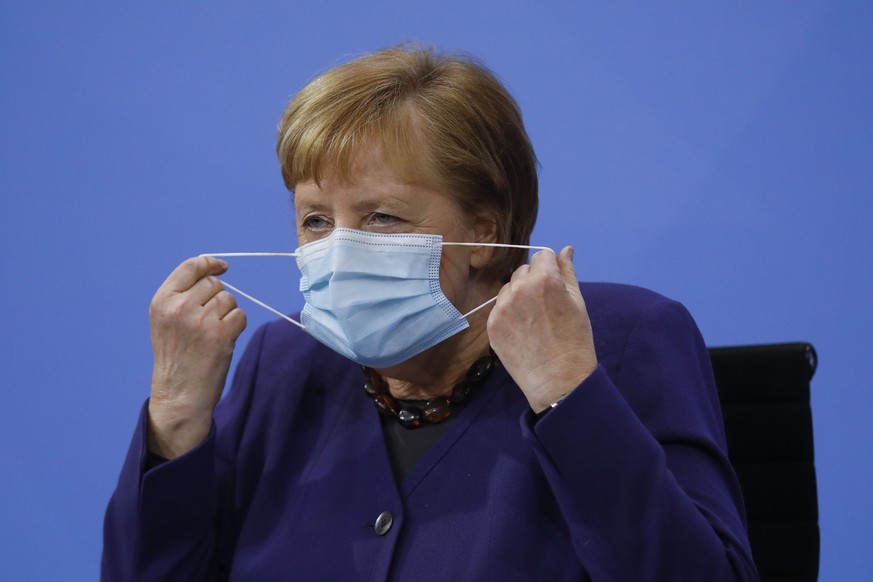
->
xmin=557 ymin=246 xmax=578 ymax=287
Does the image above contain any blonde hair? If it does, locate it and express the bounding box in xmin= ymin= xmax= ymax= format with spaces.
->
xmin=277 ymin=45 xmax=538 ymax=280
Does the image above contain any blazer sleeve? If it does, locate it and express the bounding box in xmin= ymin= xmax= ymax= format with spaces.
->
xmin=101 ymin=324 xmax=269 ymax=582
xmin=522 ymin=297 xmax=759 ymax=581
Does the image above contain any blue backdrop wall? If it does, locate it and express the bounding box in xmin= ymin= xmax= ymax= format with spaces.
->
xmin=2 ymin=1 xmax=871 ymax=579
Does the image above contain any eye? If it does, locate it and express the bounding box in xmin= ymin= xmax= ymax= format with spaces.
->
xmin=368 ymin=212 xmax=402 ymax=226
xmin=301 ymin=215 xmax=331 ymax=231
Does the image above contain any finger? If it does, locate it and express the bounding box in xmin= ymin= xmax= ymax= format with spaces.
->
xmin=221 ymin=307 xmax=248 ymax=336
xmin=557 ymin=246 xmax=578 ymax=287
xmin=186 ymin=275 xmax=225 ymax=306
xmin=487 ymin=282 xmax=512 ymax=333
xmin=162 ymin=256 xmax=228 ymax=294
xmin=509 ymin=263 xmax=530 ymax=282
xmin=494 ymin=280 xmax=512 ymax=303
xmin=529 ymin=248 xmax=559 ymax=274
xmin=205 ymin=289 xmax=238 ymax=319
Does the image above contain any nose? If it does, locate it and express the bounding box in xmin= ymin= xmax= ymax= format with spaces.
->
xmin=333 ymin=218 xmax=359 ymax=230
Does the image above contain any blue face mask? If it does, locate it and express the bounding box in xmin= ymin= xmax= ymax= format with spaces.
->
xmin=203 ymin=228 xmax=549 ymax=369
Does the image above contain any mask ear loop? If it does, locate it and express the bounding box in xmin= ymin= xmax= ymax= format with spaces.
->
xmin=441 ymin=242 xmax=553 ymax=252
xmin=198 ymin=252 xmax=306 ymax=330
xmin=440 ymin=242 xmax=555 ymax=320
xmin=200 ymin=252 xmax=299 ymax=257
xmin=461 ymin=295 xmax=499 ymax=318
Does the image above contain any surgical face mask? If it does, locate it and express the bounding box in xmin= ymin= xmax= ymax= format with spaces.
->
xmin=203 ymin=228 xmax=550 ymax=369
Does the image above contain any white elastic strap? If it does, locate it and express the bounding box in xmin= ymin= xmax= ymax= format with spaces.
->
xmin=218 ymin=280 xmax=305 ymax=330
xmin=453 ymin=242 xmax=551 ymax=319
xmin=461 ymin=295 xmax=498 ymax=319
xmin=198 ymin=252 xmax=305 ymax=329
xmin=200 ymin=252 xmax=298 ymax=258
xmin=442 ymin=242 xmax=553 ymax=252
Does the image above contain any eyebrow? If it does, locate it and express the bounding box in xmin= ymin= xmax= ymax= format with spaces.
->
xmin=295 ymin=200 xmax=330 ymax=214
xmin=355 ymin=195 xmax=414 ymax=212
xmin=296 ymin=193 xmax=416 ymax=215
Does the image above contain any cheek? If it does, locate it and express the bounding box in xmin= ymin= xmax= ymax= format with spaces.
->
xmin=438 ymin=249 xmax=472 ymax=304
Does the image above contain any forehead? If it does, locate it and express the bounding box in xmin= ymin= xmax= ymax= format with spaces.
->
xmin=294 ymin=172 xmax=451 ymax=218
xmin=294 ymin=144 xmax=441 ymax=204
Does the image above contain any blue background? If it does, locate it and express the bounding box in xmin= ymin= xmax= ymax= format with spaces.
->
xmin=2 ymin=1 xmax=871 ymax=579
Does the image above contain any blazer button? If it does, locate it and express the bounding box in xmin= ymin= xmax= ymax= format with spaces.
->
xmin=374 ymin=511 xmax=394 ymax=536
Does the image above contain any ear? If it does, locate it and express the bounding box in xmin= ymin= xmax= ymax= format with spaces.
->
xmin=468 ymin=211 xmax=499 ymax=270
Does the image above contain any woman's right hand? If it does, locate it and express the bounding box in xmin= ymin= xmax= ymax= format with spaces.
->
xmin=147 ymin=256 xmax=247 ymax=459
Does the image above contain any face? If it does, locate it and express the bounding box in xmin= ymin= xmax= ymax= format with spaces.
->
xmin=293 ymin=148 xmax=495 ymax=313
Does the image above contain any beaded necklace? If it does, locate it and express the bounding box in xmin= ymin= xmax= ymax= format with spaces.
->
xmin=362 ymin=353 xmax=498 ymax=429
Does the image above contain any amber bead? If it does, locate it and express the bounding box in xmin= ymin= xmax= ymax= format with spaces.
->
xmin=422 ymin=398 xmax=452 ymax=423
xmin=466 ymin=356 xmax=494 ymax=383
xmin=452 ymin=382 xmax=473 ymax=404
xmin=363 ymin=381 xmax=378 ymax=396
xmin=374 ymin=394 xmax=397 ymax=414
xmin=398 ymin=407 xmax=423 ymax=428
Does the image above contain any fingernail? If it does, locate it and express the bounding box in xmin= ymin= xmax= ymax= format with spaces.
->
xmin=568 ymin=246 xmax=575 ymax=261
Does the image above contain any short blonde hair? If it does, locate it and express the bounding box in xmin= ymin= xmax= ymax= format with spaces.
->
xmin=277 ymin=45 xmax=538 ymax=281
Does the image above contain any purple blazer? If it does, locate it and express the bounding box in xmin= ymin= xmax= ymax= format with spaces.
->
xmin=102 ymin=283 xmax=758 ymax=581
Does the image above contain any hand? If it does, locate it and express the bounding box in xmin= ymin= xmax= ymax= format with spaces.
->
xmin=487 ymin=246 xmax=597 ymax=413
xmin=147 ymin=256 xmax=247 ymax=458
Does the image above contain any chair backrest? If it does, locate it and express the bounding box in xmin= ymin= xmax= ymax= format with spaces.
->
xmin=708 ymin=342 xmax=819 ymax=581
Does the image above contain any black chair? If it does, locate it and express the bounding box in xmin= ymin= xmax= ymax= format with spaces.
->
xmin=708 ymin=343 xmax=819 ymax=581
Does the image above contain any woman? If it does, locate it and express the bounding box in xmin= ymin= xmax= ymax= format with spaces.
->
xmin=103 ymin=46 xmax=758 ymax=581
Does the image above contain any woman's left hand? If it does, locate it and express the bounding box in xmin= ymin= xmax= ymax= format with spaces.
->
xmin=487 ymin=246 xmax=597 ymax=413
